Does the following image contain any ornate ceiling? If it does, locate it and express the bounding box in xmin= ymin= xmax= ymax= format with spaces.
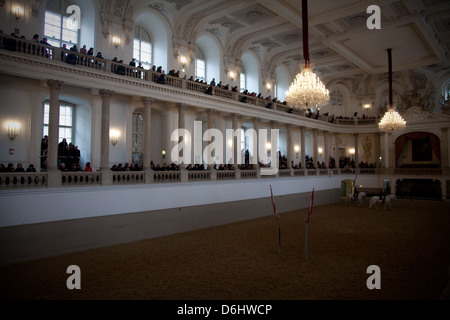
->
xmin=121 ymin=0 xmax=450 ymax=83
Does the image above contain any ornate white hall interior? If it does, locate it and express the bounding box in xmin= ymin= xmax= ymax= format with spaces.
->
xmin=0 ymin=0 xmax=449 ymax=265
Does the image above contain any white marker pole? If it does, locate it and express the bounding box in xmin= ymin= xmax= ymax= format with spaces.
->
xmin=304 ymin=221 xmax=308 ymax=261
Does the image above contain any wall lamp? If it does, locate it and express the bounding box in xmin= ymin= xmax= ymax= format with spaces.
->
xmin=229 ymin=71 xmax=236 ymax=81
xmin=13 ymin=6 xmax=24 ymax=20
xmin=110 ymin=130 xmax=120 ymax=146
xmin=180 ymin=56 xmax=187 ymax=72
xmin=112 ymin=37 xmax=121 ymax=48
xmin=7 ymin=122 xmax=20 ymax=140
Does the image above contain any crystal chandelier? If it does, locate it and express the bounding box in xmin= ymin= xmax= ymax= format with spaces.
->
xmin=378 ymin=48 xmax=406 ymax=133
xmin=285 ymin=0 xmax=329 ymax=110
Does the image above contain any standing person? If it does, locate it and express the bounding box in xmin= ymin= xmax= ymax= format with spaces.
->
xmin=41 ymin=135 xmax=48 ymax=170
xmin=245 ymin=149 xmax=250 ymax=167
xmin=58 ymin=138 xmax=68 ymax=167
xmin=379 ymin=188 xmax=385 ymax=203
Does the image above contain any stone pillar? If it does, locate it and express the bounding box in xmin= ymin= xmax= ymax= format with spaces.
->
xmin=206 ymin=109 xmax=216 ymax=170
xmin=100 ymin=89 xmax=113 ymax=185
xmin=142 ymin=97 xmax=154 ymax=171
xmin=300 ymin=126 xmax=306 ymax=169
xmin=46 ymin=80 xmax=63 ymax=187
xmin=313 ymin=129 xmax=318 ymax=168
xmin=252 ymin=118 xmax=260 ymax=166
xmin=375 ymin=132 xmax=381 ymax=170
xmin=142 ymin=97 xmax=154 ymax=183
xmin=441 ymin=127 xmax=449 ymax=169
xmin=354 ymin=133 xmax=359 ymax=168
xmin=287 ymin=124 xmax=293 ymax=169
xmin=177 ymin=103 xmax=188 ymax=169
xmin=232 ymin=114 xmax=241 ymax=168
xmin=46 ymin=80 xmax=63 ymax=171
xmin=334 ymin=132 xmax=339 ymax=166
xmin=324 ymin=130 xmax=329 ymax=168
xmin=384 ymin=133 xmax=390 ymax=169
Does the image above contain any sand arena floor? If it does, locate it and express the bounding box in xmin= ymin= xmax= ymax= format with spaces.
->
xmin=1 ymin=198 xmax=449 ymax=300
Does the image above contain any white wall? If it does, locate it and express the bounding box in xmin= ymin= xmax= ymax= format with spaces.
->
xmin=0 ymin=175 xmax=346 ymax=228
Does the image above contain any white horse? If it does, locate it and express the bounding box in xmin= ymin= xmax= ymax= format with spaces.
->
xmin=346 ymin=192 xmax=366 ymax=206
xmin=369 ymin=194 xmax=396 ymax=210
xmin=384 ymin=194 xmax=396 ymax=209
xmin=369 ymin=196 xmax=381 ymax=209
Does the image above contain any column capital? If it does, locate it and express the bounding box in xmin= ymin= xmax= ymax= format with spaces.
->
xmin=99 ymin=89 xmax=114 ymax=98
xmin=47 ymin=80 xmax=64 ymax=91
xmin=142 ymin=97 xmax=155 ymax=106
xmin=177 ymin=103 xmax=188 ymax=111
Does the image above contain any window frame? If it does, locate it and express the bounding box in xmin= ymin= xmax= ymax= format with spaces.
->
xmin=43 ymin=101 xmax=75 ymax=144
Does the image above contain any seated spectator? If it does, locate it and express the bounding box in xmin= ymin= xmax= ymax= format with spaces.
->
xmin=85 ymin=162 xmax=93 ymax=172
xmin=14 ymin=163 xmax=25 ymax=172
xmin=26 ymin=164 xmax=37 ymax=172
xmin=157 ymin=72 xmax=166 ymax=84
xmin=6 ymin=163 xmax=14 ymax=172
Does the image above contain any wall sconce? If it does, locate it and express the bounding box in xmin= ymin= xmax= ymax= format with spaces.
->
xmin=229 ymin=71 xmax=236 ymax=80
xmin=162 ymin=150 xmax=166 ymax=159
xmin=180 ymin=56 xmax=187 ymax=72
xmin=266 ymin=83 xmax=272 ymax=91
xmin=112 ymin=37 xmax=121 ymax=48
xmin=110 ymin=130 xmax=120 ymax=146
xmin=318 ymin=147 xmax=323 ymax=155
xmin=13 ymin=6 xmax=24 ymax=20
xmin=349 ymin=148 xmax=355 ymax=155
xmin=7 ymin=122 xmax=19 ymax=140
xmin=363 ymin=103 xmax=371 ymax=110
xmin=294 ymin=145 xmax=300 ymax=154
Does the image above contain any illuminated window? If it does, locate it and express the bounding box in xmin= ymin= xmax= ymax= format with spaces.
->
xmin=43 ymin=102 xmax=74 ymax=143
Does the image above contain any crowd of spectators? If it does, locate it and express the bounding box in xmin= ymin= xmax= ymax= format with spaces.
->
xmin=110 ymin=162 xmax=143 ymax=171
xmin=0 ymin=163 xmax=36 ymax=172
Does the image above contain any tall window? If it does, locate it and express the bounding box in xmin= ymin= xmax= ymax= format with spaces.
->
xmin=44 ymin=9 xmax=79 ymax=48
xmin=240 ymin=71 xmax=246 ymax=92
xmin=43 ymin=102 xmax=74 ymax=144
xmin=195 ymin=48 xmax=206 ymax=82
xmin=330 ymin=90 xmax=344 ymax=106
xmin=133 ymin=26 xmax=152 ymax=70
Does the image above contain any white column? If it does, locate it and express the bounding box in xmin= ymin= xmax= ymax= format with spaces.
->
xmin=354 ymin=133 xmax=359 ymax=167
xmin=232 ymin=114 xmax=241 ymax=167
xmin=384 ymin=133 xmax=390 ymax=169
xmin=142 ymin=97 xmax=154 ymax=171
xmin=287 ymin=125 xmax=293 ymax=168
xmin=324 ymin=130 xmax=329 ymax=168
xmin=252 ymin=118 xmax=260 ymax=166
xmin=206 ymin=109 xmax=216 ymax=169
xmin=300 ymin=126 xmax=306 ymax=168
xmin=46 ymin=80 xmax=63 ymax=172
xmin=313 ymin=129 xmax=318 ymax=168
xmin=441 ymin=127 xmax=449 ymax=169
xmin=99 ymin=89 xmax=113 ymax=172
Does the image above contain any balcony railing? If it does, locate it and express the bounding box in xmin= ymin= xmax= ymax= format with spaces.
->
xmin=1 ymin=166 xmax=446 ymax=190
xmin=0 ymin=34 xmax=379 ymax=126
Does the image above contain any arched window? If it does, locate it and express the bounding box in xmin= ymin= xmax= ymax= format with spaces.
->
xmin=44 ymin=0 xmax=79 ymax=48
xmin=330 ymin=90 xmax=344 ymax=106
xmin=133 ymin=26 xmax=152 ymax=70
xmin=195 ymin=48 xmax=206 ymax=82
xmin=240 ymin=68 xmax=246 ymax=92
